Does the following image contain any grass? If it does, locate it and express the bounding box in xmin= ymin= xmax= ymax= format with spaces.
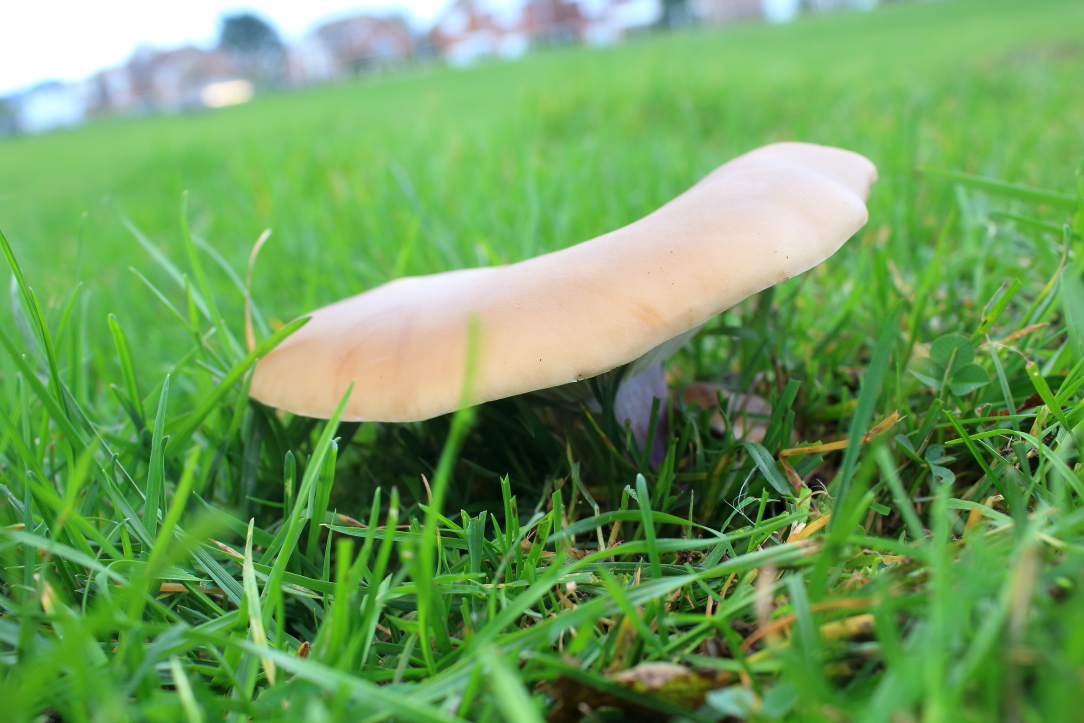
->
xmin=2 ymin=0 xmax=1084 ymax=719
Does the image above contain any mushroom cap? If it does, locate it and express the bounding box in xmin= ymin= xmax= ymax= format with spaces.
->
xmin=251 ymin=142 xmax=877 ymax=422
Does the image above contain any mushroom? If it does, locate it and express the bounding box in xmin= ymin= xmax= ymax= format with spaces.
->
xmin=250 ymin=142 xmax=876 ymax=424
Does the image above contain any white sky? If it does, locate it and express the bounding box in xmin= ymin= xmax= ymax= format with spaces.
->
xmin=0 ymin=0 xmax=454 ymax=95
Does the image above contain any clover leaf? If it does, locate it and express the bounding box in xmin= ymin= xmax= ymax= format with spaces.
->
xmin=909 ymin=333 xmax=991 ymax=395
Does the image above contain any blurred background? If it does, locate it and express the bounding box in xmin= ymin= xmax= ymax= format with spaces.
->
xmin=0 ymin=0 xmax=1080 ymax=391
xmin=1 ymin=0 xmax=872 ymax=133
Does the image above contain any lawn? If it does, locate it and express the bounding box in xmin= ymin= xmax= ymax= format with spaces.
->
xmin=2 ymin=0 xmax=1084 ymax=720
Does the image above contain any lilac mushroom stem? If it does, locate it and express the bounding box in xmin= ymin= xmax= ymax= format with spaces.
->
xmin=613 ymin=363 xmax=670 ymax=466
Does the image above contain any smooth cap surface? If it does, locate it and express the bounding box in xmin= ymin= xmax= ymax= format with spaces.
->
xmin=251 ymin=142 xmax=877 ymax=421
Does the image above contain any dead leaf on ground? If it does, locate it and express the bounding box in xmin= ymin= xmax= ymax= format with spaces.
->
xmin=546 ymin=661 xmax=723 ymax=723
xmin=680 ymin=383 xmax=786 ymax=444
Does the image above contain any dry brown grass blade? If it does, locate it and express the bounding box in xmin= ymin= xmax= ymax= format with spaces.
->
xmin=780 ymin=411 xmax=901 ymax=457
xmin=159 ymin=583 xmax=225 ymax=595
xmin=780 ymin=456 xmax=803 ymax=492
xmin=742 ymin=597 xmax=882 ymax=653
xmin=787 ymin=514 xmax=831 ymax=543
xmin=982 ymin=322 xmax=1049 ymax=347
xmin=819 ymin=613 xmax=876 ymax=640
xmin=210 ymin=539 xmax=244 ymax=560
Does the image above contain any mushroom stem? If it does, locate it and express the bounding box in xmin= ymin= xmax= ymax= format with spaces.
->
xmin=613 ymin=362 xmax=670 ymax=466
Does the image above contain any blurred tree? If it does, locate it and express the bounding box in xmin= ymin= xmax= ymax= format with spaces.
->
xmin=660 ymin=0 xmax=692 ymax=28
xmin=218 ymin=13 xmax=286 ymax=85
xmin=0 ymin=98 xmax=19 ymax=136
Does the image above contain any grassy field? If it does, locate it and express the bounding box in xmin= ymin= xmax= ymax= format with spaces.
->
xmin=2 ymin=0 xmax=1084 ymax=719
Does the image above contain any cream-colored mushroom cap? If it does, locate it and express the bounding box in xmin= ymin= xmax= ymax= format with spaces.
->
xmin=251 ymin=142 xmax=877 ymax=422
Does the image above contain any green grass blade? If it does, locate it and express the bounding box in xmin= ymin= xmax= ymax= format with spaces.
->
xmin=922 ymin=167 xmax=1078 ymax=210
xmin=1025 ymin=361 xmax=1071 ymax=431
xmin=261 ymin=383 xmax=352 ymax=617
xmin=480 ymin=647 xmax=545 ymax=723
xmin=122 ymin=215 xmax=210 ymax=318
xmin=164 ymin=317 xmax=308 ymax=456
xmin=634 ymin=473 xmax=662 ymax=581
xmin=242 ymin=518 xmax=276 ymax=686
xmin=835 ymin=310 xmax=898 ymax=503
xmin=127 ymin=267 xmax=195 ymax=334
xmin=180 ymin=192 xmax=242 ymax=361
xmin=144 ymin=376 xmax=170 ymax=547
xmin=744 ymin=441 xmax=794 ymax=498
xmin=168 ymin=657 xmax=206 ymax=723
xmin=108 ymin=314 xmax=146 ymax=426
xmin=0 ymin=324 xmax=87 ymax=453
xmin=305 ymin=439 xmax=337 ymax=561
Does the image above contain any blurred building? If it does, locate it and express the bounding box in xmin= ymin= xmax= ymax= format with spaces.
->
xmin=805 ymin=0 xmax=878 ymax=9
xmin=131 ymin=46 xmax=239 ymax=112
xmin=581 ymin=0 xmax=663 ymax=46
xmin=4 ymin=43 xmax=254 ymax=133
xmin=523 ymin=0 xmax=588 ymax=46
xmin=0 ymin=0 xmax=895 ymax=135
xmin=430 ymin=0 xmax=530 ymax=66
xmin=762 ymin=0 xmax=800 ymax=22
xmin=287 ymin=36 xmax=341 ymax=86
xmin=84 ymin=45 xmax=243 ymax=116
xmin=315 ymin=14 xmax=417 ymax=73
xmin=691 ymin=0 xmax=763 ymax=23
xmin=431 ymin=0 xmax=669 ymax=64
xmin=10 ymin=81 xmax=87 ymax=133
xmin=88 ymin=66 xmax=139 ymax=115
